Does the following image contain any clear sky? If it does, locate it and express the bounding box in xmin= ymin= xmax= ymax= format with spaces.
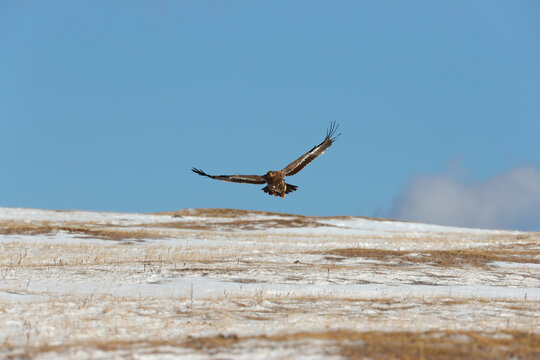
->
xmin=2 ymin=1 xmax=540 ymax=230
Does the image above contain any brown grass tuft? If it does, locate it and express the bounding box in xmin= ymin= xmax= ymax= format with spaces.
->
xmin=180 ymin=330 xmax=540 ymax=360
xmin=323 ymin=247 xmax=540 ymax=268
xmin=157 ymin=208 xmax=405 ymax=223
xmin=12 ymin=330 xmax=539 ymax=360
xmin=0 ymin=221 xmax=161 ymax=240
xmin=157 ymin=208 xmax=300 ymax=218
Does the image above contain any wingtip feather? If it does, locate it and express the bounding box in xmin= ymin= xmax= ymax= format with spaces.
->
xmin=192 ymin=168 xmax=208 ymax=177
xmin=326 ymin=121 xmax=341 ymax=142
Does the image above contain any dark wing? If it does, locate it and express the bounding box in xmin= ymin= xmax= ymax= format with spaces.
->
xmin=281 ymin=122 xmax=341 ymax=177
xmin=192 ymin=168 xmax=266 ymax=184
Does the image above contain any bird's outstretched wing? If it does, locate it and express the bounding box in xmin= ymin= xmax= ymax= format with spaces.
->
xmin=191 ymin=168 xmax=266 ymax=184
xmin=281 ymin=122 xmax=341 ymax=177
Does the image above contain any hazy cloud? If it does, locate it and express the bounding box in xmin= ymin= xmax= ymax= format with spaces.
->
xmin=389 ymin=166 xmax=540 ymax=230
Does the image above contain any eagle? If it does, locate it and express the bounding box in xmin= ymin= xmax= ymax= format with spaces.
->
xmin=192 ymin=122 xmax=340 ymax=197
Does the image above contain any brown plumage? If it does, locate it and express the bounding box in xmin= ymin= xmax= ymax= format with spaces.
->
xmin=192 ymin=122 xmax=340 ymax=197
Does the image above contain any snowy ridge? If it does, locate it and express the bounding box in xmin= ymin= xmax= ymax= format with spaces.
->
xmin=1 ymin=207 xmax=539 ymax=359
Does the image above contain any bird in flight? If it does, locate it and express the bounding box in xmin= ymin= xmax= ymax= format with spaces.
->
xmin=192 ymin=122 xmax=340 ymax=197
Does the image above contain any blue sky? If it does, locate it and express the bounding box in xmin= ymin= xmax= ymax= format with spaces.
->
xmin=2 ymin=1 xmax=540 ymax=230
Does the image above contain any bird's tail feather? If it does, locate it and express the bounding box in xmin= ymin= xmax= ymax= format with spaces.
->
xmin=285 ymin=184 xmax=298 ymax=194
xmin=261 ymin=184 xmax=298 ymax=197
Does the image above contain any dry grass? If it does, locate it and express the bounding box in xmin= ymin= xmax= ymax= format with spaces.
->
xmin=9 ymin=330 xmax=539 ymax=360
xmin=0 ymin=222 xmax=55 ymax=236
xmin=0 ymin=221 xmax=163 ymax=240
xmin=155 ymin=208 xmax=325 ymax=231
xmin=323 ymin=247 xmax=540 ymax=268
xmin=0 ymin=242 xmax=236 ymax=268
xmin=337 ymin=330 xmax=540 ymax=360
xmin=159 ymin=208 xmax=403 ymax=226
xmin=158 ymin=217 xmax=324 ymax=231
xmin=159 ymin=208 xmax=297 ymax=218
xmin=181 ymin=330 xmax=540 ymax=360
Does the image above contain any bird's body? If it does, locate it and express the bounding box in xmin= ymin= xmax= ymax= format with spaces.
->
xmin=192 ymin=122 xmax=340 ymax=197
xmin=261 ymin=170 xmax=296 ymax=198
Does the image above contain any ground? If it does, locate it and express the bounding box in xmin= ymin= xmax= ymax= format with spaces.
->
xmin=1 ymin=207 xmax=539 ymax=359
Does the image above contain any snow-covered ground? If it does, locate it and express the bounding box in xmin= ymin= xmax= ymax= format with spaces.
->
xmin=1 ymin=207 xmax=539 ymax=359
